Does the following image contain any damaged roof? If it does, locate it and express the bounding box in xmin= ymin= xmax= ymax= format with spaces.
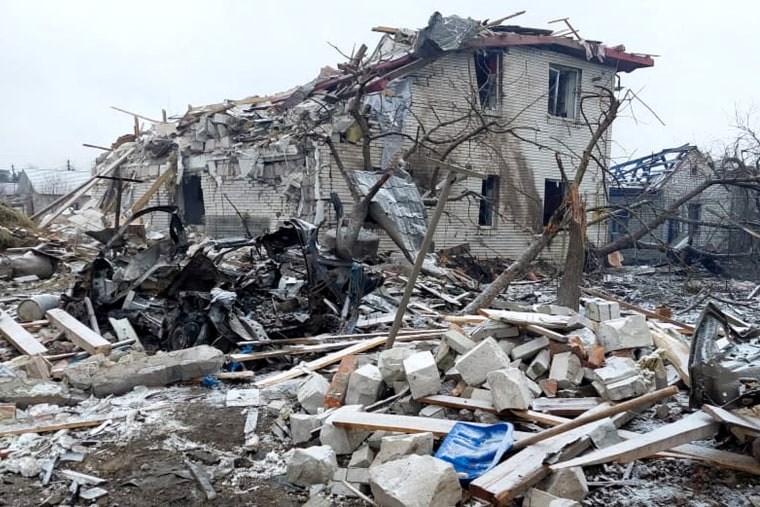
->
xmin=608 ymin=144 xmax=703 ymax=192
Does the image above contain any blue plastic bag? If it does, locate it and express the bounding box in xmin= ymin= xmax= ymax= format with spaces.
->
xmin=434 ymin=422 xmax=514 ymax=482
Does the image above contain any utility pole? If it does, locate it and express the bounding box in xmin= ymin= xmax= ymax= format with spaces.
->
xmin=66 ymin=159 xmax=72 ymax=171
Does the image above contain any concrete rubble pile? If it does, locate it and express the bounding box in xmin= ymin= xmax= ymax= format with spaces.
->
xmin=2 ymin=256 xmax=760 ymax=505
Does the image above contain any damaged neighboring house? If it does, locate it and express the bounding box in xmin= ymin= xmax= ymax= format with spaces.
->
xmin=84 ymin=13 xmax=653 ymax=262
xmin=14 ymin=167 xmax=92 ymax=215
xmin=608 ymin=144 xmax=760 ymax=266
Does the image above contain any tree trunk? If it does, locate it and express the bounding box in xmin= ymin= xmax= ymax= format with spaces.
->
xmin=557 ymin=218 xmax=585 ymax=310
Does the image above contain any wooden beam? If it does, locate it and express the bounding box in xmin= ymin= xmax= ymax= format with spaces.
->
xmin=470 ymin=405 xmax=613 ymax=505
xmin=126 ymin=164 xmax=176 ymax=218
xmin=703 ymin=404 xmax=760 ymax=434
xmin=551 ymin=411 xmax=720 ymax=470
xmin=254 ymin=335 xmax=385 ymax=388
xmin=512 ymin=387 xmax=678 ymax=451
xmin=330 ymin=410 xmax=529 ymax=440
xmin=0 ymin=311 xmax=47 ymax=355
xmin=650 ymin=324 xmax=691 ymax=386
xmin=110 ymin=105 xmax=164 ymax=124
xmin=478 ymin=309 xmax=575 ymax=330
xmin=46 ymin=309 xmax=112 ymax=355
xmin=0 ymin=415 xmax=119 ymax=437
xmin=36 ymin=146 xmax=136 ymax=226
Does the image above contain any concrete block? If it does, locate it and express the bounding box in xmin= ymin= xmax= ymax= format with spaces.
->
xmin=548 ymin=352 xmax=584 ymax=388
xmin=378 ymin=348 xmax=413 ymax=385
xmin=348 ymin=445 xmax=374 ymax=468
xmin=588 ymin=418 xmax=623 ymax=449
xmin=524 ymin=488 xmax=581 ymax=507
xmin=591 ymin=356 xmax=653 ymax=401
xmin=511 ymin=336 xmax=551 ymax=361
xmin=367 ymin=430 xmax=402 ymax=451
xmin=534 ymin=304 xmax=571 ymax=316
xmin=403 ymin=351 xmax=441 ymax=399
xmin=469 ymin=388 xmax=493 ymax=403
xmin=390 ymin=395 xmax=422 ymax=415
xmin=596 ymin=314 xmax=653 ymax=351
xmin=585 ymin=301 xmax=620 ymax=322
xmin=443 ymin=328 xmax=476 ymax=354
xmin=539 ymin=466 xmax=588 ymax=501
xmin=290 ymin=412 xmax=328 ymax=445
xmin=455 ymin=337 xmax=512 ymax=387
xmin=419 ymin=405 xmax=447 ymax=419
xmin=526 ymin=377 xmax=542 ymax=398
xmin=373 ymin=432 xmax=434 ymax=465
xmin=369 ymin=455 xmax=461 ymax=507
xmin=527 ymin=349 xmax=551 ymax=380
xmin=298 ymin=373 xmax=330 ymax=415
xmin=63 ymin=345 xmax=223 ymax=397
xmin=302 ymin=494 xmax=332 ymax=507
xmin=469 ymin=320 xmax=519 ymax=341
xmin=0 ymin=377 xmax=74 ymax=408
xmin=434 ymin=341 xmax=457 ymax=372
xmin=346 ymin=467 xmax=370 ymax=484
xmin=286 ymin=445 xmax=338 ymax=487
xmin=487 ymin=368 xmax=534 ymax=411
xmin=498 ymin=339 xmax=518 ymax=357
xmin=320 ymin=405 xmax=370 ymax=455
xmin=345 ymin=364 xmax=383 ymax=407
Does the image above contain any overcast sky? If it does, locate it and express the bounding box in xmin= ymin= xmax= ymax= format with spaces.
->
xmin=0 ymin=1 xmax=757 ymax=172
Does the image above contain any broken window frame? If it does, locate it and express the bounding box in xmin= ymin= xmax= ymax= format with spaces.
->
xmin=542 ymin=179 xmax=567 ymax=226
xmin=548 ymin=64 xmax=581 ymax=119
xmin=474 ymin=49 xmax=502 ymax=111
xmin=478 ymin=174 xmax=500 ymax=227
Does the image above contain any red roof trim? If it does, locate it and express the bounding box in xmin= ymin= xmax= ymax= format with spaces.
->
xmin=468 ymin=34 xmax=654 ymax=73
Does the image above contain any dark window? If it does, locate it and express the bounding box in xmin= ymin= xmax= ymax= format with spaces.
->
xmin=181 ymin=174 xmax=205 ymax=225
xmin=479 ymin=175 xmax=500 ymax=226
xmin=667 ymin=218 xmax=681 ymax=242
xmin=543 ymin=179 xmax=567 ymax=226
xmin=609 ymin=209 xmax=630 ymax=241
xmin=690 ymin=164 xmax=698 ymax=176
xmin=548 ymin=65 xmax=580 ymax=119
xmin=474 ymin=50 xmax=501 ymax=110
xmin=688 ymin=202 xmax=702 ymax=240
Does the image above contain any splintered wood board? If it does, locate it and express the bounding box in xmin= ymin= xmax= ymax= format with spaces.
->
xmin=650 ymin=324 xmax=691 ymax=386
xmin=470 ymin=415 xmax=610 ymax=505
xmin=46 ymin=309 xmax=111 ymax=355
xmin=703 ymin=404 xmax=760 ymax=433
xmin=478 ymin=309 xmax=574 ymax=330
xmin=0 ymin=311 xmax=48 ymax=355
xmin=551 ymin=411 xmax=720 ymax=470
xmin=329 ymin=410 xmax=532 ymax=440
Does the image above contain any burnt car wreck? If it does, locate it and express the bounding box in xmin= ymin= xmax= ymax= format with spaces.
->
xmin=63 ymin=207 xmax=383 ymax=354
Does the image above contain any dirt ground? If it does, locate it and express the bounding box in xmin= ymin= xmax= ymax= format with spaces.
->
xmin=0 ymin=390 xmax=365 ymax=507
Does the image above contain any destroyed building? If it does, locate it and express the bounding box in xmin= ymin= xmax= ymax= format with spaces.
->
xmin=608 ymin=144 xmax=760 ymax=267
xmin=79 ymin=13 xmax=653 ymax=263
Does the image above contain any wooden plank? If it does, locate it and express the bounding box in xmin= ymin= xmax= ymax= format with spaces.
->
xmin=524 ymin=324 xmax=567 ymax=343
xmin=703 ymin=404 xmax=760 ymax=433
xmin=581 ymin=288 xmax=694 ymax=333
xmin=331 ymin=410 xmax=529 ymax=440
xmin=254 ymin=336 xmax=383 ymax=388
xmin=0 ymin=311 xmax=48 ymax=355
xmin=508 ymin=406 xmax=760 ymax=475
xmin=551 ymin=411 xmax=720 ymax=470
xmin=46 ymin=309 xmax=112 ymax=355
xmin=443 ymin=315 xmax=488 ymax=324
xmin=253 ymin=332 xmax=441 ymax=388
xmin=420 ymin=395 xmax=500 ymax=414
xmin=650 ymin=323 xmax=691 ymax=386
xmin=478 ymin=309 xmax=575 ymax=330
xmin=237 ymin=329 xmax=440 ymax=347
xmin=126 ymin=164 xmax=176 ymax=218
xmin=512 ymin=386 xmax=679 ymax=451
xmin=0 ymin=415 xmax=119 ymax=437
xmin=530 ymin=397 xmax=603 ymax=416
xmin=470 ymin=405 xmax=612 ymax=505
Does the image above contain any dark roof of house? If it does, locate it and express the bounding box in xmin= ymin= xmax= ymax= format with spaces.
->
xmin=609 ymin=144 xmax=700 ymax=191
